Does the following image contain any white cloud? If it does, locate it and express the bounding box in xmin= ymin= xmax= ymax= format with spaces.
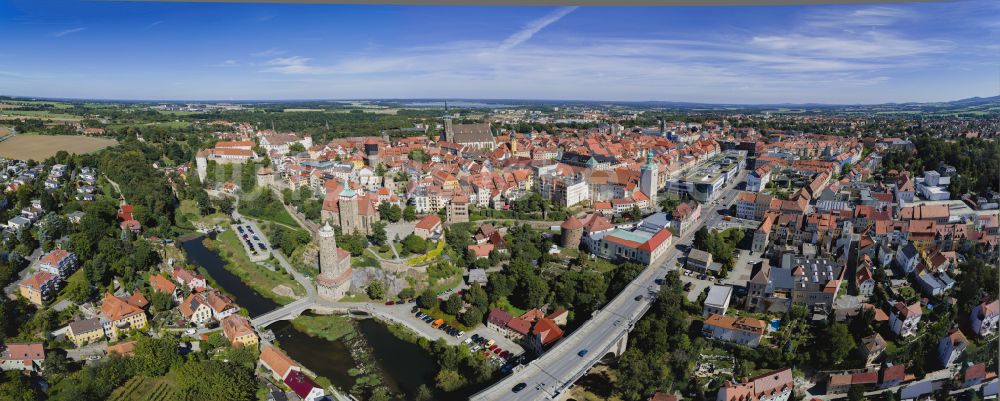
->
xmin=497 ymin=7 xmax=577 ymax=52
xmin=252 ymin=48 xmax=285 ymax=58
xmin=146 ymin=21 xmax=163 ymax=29
xmin=52 ymin=27 xmax=86 ymax=38
xmin=806 ymin=6 xmax=914 ymax=28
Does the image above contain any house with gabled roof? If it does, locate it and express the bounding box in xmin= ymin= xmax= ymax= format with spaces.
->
xmin=0 ymin=343 xmax=45 ymax=372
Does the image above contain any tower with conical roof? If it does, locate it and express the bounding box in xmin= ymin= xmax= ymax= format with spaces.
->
xmin=640 ymin=150 xmax=658 ymax=208
xmin=560 ymin=215 xmax=584 ymax=249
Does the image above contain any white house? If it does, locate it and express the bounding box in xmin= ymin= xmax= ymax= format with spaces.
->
xmin=971 ymin=300 xmax=999 ymax=338
xmin=889 ymin=301 xmax=922 ymax=338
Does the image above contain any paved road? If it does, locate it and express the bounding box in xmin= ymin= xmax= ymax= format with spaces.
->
xmin=472 ymin=171 xmax=747 ymax=401
xmin=232 ymin=205 xmax=316 ymax=299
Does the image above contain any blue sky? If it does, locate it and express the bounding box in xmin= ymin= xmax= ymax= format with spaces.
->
xmin=0 ymin=0 xmax=997 ymax=104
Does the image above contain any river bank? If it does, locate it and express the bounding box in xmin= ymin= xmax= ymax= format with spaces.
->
xmin=200 ymin=230 xmax=304 ymax=305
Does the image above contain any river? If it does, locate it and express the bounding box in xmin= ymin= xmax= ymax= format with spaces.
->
xmin=181 ymin=235 xmax=470 ymax=400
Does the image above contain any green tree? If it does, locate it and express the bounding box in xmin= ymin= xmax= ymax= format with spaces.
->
xmin=463 ymin=283 xmax=489 ymax=310
xmin=816 ymin=323 xmax=856 ymax=367
xmin=419 ymin=289 xmax=438 ymax=309
xmin=414 ymin=384 xmax=434 ymax=401
xmin=434 ymin=369 xmax=465 ymax=392
xmin=398 ymin=287 xmax=416 ymax=300
xmin=403 ymin=205 xmax=417 ymax=222
xmin=443 ymin=293 xmax=463 ymax=315
xmin=369 ymin=222 xmax=388 ymax=246
xmin=402 ymin=234 xmax=428 ymax=254
xmin=460 ymin=307 xmax=483 ymax=327
xmin=149 ymin=290 xmax=173 ymax=312
xmin=366 ymin=281 xmax=386 ymax=300
xmin=848 ymin=384 xmax=865 ymax=401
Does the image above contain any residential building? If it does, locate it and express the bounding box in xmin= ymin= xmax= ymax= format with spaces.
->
xmin=856 ymin=264 xmax=875 ymax=297
xmin=18 ymin=271 xmax=57 ymax=306
xmin=971 ymin=300 xmax=999 ymax=338
xmin=446 ymin=194 xmax=469 ymax=224
xmin=859 ymin=333 xmax=886 ymax=366
xmin=221 ymin=315 xmax=259 ymax=348
xmin=99 ymin=292 xmax=148 ymax=339
xmin=149 ymin=274 xmax=178 ymax=300
xmin=916 ymin=272 xmax=955 ymax=296
xmin=38 ymin=249 xmax=77 ymax=278
xmin=284 ymin=370 xmax=325 ymax=401
xmin=744 ymin=255 xmax=845 ymax=313
xmin=938 ymin=329 xmax=967 ymax=368
xmin=180 ymin=289 xmax=238 ymax=325
xmin=889 ymin=301 xmax=922 ymax=338
xmin=895 ymin=242 xmax=919 ymax=275
xmin=172 ymin=267 xmax=207 ymax=291
xmin=414 ymin=215 xmax=442 ymax=239
xmin=260 ymin=345 xmax=301 ymax=381
xmin=702 ymin=314 xmax=766 ymax=347
xmin=67 ymin=318 xmax=104 ymax=347
xmin=596 ymin=213 xmax=672 ymax=265
xmin=528 ymin=318 xmax=564 ymax=355
xmin=704 ymin=285 xmax=733 ymax=317
xmin=716 ymin=368 xmax=793 ymax=401
xmin=0 ymin=343 xmax=45 ymax=372
xmin=686 ymin=248 xmax=715 ymax=274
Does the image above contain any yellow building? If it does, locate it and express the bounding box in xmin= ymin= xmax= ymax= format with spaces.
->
xmin=67 ymin=318 xmax=105 ymax=346
xmin=18 ymin=272 xmax=57 ymax=306
xmin=99 ymin=292 xmax=148 ymax=339
xmin=221 ymin=315 xmax=259 ymax=348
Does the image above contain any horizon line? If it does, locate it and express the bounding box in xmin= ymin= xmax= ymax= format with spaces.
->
xmin=2 ymin=94 xmax=997 ymax=108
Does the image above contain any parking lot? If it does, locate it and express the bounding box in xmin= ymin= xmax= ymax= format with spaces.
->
xmin=232 ymin=223 xmax=270 ymax=262
xmin=402 ymin=303 xmax=526 ymax=371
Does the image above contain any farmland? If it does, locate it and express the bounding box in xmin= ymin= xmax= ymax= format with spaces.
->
xmin=108 ymin=376 xmax=174 ymax=401
xmin=0 ymin=134 xmax=117 ymax=160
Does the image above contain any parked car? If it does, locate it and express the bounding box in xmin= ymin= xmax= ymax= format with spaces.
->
xmin=412 ymin=306 xmax=420 ymax=313
xmin=385 ymin=300 xmax=395 ymax=306
xmin=683 ymin=282 xmax=693 ymax=292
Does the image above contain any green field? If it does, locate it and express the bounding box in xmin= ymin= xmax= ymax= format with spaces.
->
xmin=205 ymin=230 xmax=305 ymax=304
xmin=290 ymin=313 xmax=357 ymax=342
xmin=108 ymin=376 xmax=174 ymax=401
xmin=242 ymin=205 xmax=301 ymax=229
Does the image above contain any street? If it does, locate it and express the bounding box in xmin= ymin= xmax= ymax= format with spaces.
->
xmin=472 ymin=170 xmax=747 ymax=401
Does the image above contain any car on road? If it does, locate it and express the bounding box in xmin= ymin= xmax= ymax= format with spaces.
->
xmin=683 ymin=282 xmax=693 ymax=292
xmin=634 ymin=295 xmax=643 ymax=301
xmin=512 ymin=383 xmax=527 ymax=393
xmin=654 ymin=278 xmax=666 ymax=285
xmin=87 ymin=355 xmax=101 ymax=361
xmin=252 ymin=235 xmax=260 ymax=241
xmin=412 ymin=306 xmax=420 ymax=313
xmin=577 ymin=349 xmax=589 ymax=357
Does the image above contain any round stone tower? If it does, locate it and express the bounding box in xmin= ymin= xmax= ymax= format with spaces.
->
xmin=560 ymin=215 xmax=584 ymax=250
xmin=318 ymin=222 xmax=338 ymax=276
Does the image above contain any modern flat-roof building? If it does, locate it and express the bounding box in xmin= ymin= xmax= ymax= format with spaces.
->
xmin=704 ymin=285 xmax=733 ymax=317
xmin=665 ymin=150 xmax=746 ymax=203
